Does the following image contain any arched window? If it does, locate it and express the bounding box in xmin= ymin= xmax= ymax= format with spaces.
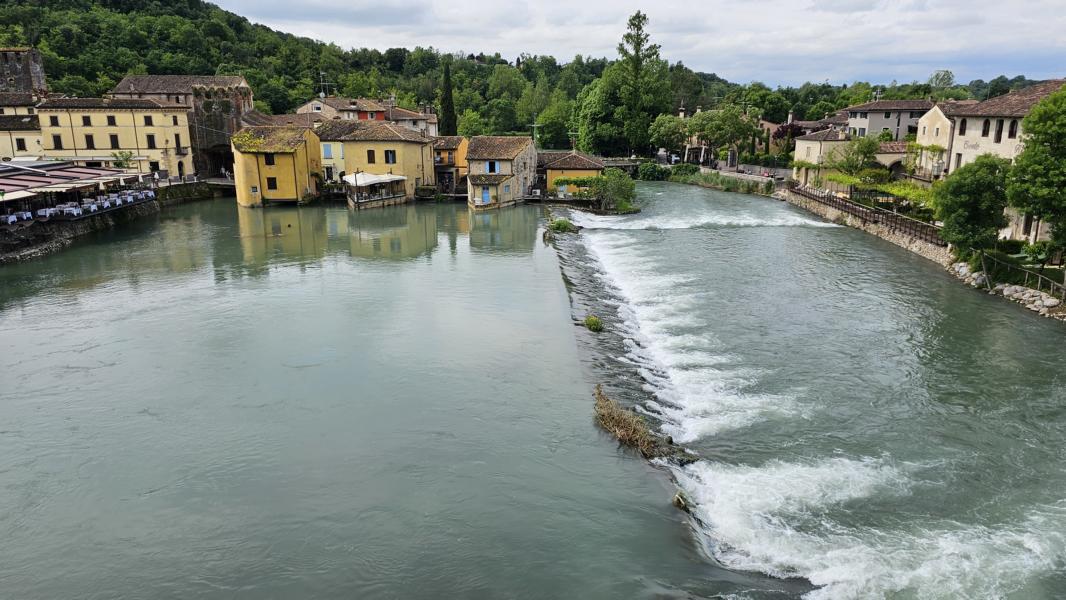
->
xmin=1008 ymin=120 xmax=1018 ymax=139
xmin=982 ymin=119 xmax=991 ymax=137
xmin=959 ymin=119 xmax=967 ymax=136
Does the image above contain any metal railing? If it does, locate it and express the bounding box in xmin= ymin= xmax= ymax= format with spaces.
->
xmin=979 ymin=251 xmax=1066 ymax=299
xmin=791 ymin=184 xmax=946 ymax=246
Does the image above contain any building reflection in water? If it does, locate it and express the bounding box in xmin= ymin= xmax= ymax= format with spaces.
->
xmin=347 ymin=204 xmax=438 ymax=260
xmin=468 ymin=205 xmax=538 ymax=253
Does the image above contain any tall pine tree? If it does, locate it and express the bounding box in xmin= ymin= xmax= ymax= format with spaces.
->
xmin=440 ymin=62 xmax=457 ymax=136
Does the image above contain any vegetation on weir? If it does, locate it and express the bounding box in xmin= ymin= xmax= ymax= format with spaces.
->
xmin=584 ymin=315 xmax=603 ymax=332
xmin=548 ymin=218 xmax=578 ymax=233
xmin=593 ymin=385 xmax=657 ymax=456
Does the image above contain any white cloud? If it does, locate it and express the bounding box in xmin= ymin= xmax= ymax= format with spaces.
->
xmin=214 ymin=0 xmax=1066 ymax=85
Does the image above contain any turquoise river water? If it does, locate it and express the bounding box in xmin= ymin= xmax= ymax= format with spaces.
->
xmin=2 ymin=185 xmax=1066 ymax=599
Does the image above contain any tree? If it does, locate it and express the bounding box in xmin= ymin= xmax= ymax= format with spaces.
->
xmin=648 ymin=114 xmax=687 ymax=154
xmin=1007 ymin=85 xmax=1066 ymax=245
xmin=877 ymin=129 xmax=895 ymax=142
xmin=928 ymin=69 xmax=956 ymax=90
xmin=616 ymin=11 xmax=670 ymax=154
xmin=589 ymin=168 xmax=636 ymax=212
xmin=827 ymin=137 xmax=881 ymax=175
xmin=457 ymin=109 xmax=487 ymax=137
xmin=935 ymin=155 xmax=1012 ymax=252
xmin=805 ymin=100 xmax=837 ymax=121
xmin=439 ymin=62 xmax=457 ymax=136
xmin=688 ymin=105 xmax=757 ymax=154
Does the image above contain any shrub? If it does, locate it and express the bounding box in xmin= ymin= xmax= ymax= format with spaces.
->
xmin=584 ymin=315 xmax=604 ymax=332
xmin=593 ymin=385 xmax=656 ymax=456
xmin=549 ymin=218 xmax=577 ymax=233
xmin=996 ymin=239 xmax=1026 ymax=255
xmin=671 ymin=163 xmax=699 ymax=177
xmin=857 ymin=167 xmax=891 ymax=184
xmin=637 ymin=162 xmax=670 ymax=181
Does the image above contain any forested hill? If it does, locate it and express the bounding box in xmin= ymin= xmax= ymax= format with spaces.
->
xmin=0 ymin=1 xmax=1044 ymax=154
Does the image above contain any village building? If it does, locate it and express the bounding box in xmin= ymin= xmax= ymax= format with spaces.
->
xmin=432 ymin=136 xmax=468 ymax=194
xmin=845 ymin=99 xmax=933 ymax=140
xmin=792 ymin=129 xmax=908 ymax=184
xmin=0 ymin=48 xmax=48 ymax=95
xmin=110 ymin=75 xmax=254 ymax=176
xmin=912 ymin=100 xmax=979 ymax=181
xmin=465 ymin=136 xmax=536 ymax=210
xmin=0 ymin=114 xmax=41 ymax=161
xmin=37 ymin=97 xmax=194 ymax=176
xmin=296 ymin=96 xmax=438 ymax=136
xmin=541 ymin=150 xmax=605 ymax=193
xmin=314 ymin=120 xmax=433 ymax=202
xmin=231 ymin=126 xmax=321 ymax=208
xmin=0 ymin=92 xmax=39 ymax=116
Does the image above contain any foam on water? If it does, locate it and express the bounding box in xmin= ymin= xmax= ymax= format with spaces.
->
xmin=575 ymin=198 xmax=1066 ymax=599
xmin=677 ymin=458 xmax=1066 ymax=599
xmin=570 ymin=210 xmax=838 ymax=231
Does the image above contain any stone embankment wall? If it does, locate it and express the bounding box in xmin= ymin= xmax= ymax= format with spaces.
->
xmin=157 ymin=182 xmax=217 ymax=206
xmin=950 ymin=262 xmax=1066 ymax=321
xmin=0 ymin=201 xmax=160 ymax=265
xmin=780 ymin=189 xmax=954 ymax=266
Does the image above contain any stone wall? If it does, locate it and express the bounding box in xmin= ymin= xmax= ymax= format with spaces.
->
xmin=950 ymin=262 xmax=1066 ymax=321
xmin=781 ymin=189 xmax=954 ymax=266
xmin=0 ymin=201 xmax=160 ymax=264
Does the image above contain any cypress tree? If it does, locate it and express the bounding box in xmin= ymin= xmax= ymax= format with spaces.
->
xmin=440 ymin=63 xmax=457 ymax=136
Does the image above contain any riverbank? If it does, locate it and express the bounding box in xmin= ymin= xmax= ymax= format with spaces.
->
xmin=669 ymin=170 xmax=777 ymax=197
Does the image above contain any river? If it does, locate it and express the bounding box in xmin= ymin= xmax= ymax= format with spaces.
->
xmin=1 ymin=189 xmax=1065 ymax=599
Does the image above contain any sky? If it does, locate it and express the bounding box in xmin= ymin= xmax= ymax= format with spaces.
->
xmin=213 ymin=0 xmax=1066 ymax=86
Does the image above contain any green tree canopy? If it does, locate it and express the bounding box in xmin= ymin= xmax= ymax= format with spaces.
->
xmin=616 ymin=11 xmax=670 ymax=154
xmin=1007 ymin=85 xmax=1066 ymax=244
xmin=648 ymin=114 xmax=688 ymax=153
xmin=827 ymin=137 xmax=881 ymax=175
xmin=935 ymin=154 xmax=1012 ymax=251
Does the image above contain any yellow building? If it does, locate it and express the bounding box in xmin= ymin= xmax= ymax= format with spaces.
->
xmin=315 ymin=120 xmax=434 ymax=198
xmin=432 ymin=136 xmax=468 ymax=193
xmin=36 ymin=97 xmax=194 ymax=176
xmin=0 ymin=114 xmax=41 ymax=160
xmin=0 ymin=92 xmax=38 ymax=116
xmin=465 ymin=136 xmax=536 ymax=210
xmin=231 ymin=126 xmax=322 ymax=207
xmin=542 ymin=151 xmax=605 ymax=192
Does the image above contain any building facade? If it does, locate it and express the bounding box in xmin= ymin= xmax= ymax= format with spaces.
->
xmin=465 ymin=136 xmax=536 ymax=209
xmin=0 ymin=114 xmax=41 ymax=160
xmin=296 ymin=97 xmax=438 ymax=136
xmin=231 ymin=126 xmax=322 ymax=207
xmin=0 ymin=48 xmax=48 ymax=95
xmin=37 ymin=98 xmax=194 ymax=176
xmin=110 ymin=75 xmax=254 ymax=176
xmin=0 ymin=91 xmax=38 ymax=116
xmin=542 ymin=151 xmax=605 ymax=191
xmin=315 ymin=120 xmax=434 ymax=197
xmin=846 ymin=100 xmax=933 ymax=140
xmin=432 ymin=136 xmax=468 ymax=193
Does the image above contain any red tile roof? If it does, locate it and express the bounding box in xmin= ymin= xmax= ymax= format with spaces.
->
xmin=467 ymin=136 xmax=534 ymax=160
xmin=951 ymin=79 xmax=1066 ymax=117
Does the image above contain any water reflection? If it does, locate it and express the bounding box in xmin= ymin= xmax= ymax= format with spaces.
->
xmin=347 ymin=204 xmax=438 ymax=260
xmin=469 ymin=206 xmax=538 ymax=253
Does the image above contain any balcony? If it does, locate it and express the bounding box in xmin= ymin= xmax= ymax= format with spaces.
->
xmin=175 ymin=146 xmax=189 ymax=156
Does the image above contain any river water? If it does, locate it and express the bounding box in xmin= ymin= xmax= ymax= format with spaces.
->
xmin=2 ymin=190 xmax=1065 ymax=599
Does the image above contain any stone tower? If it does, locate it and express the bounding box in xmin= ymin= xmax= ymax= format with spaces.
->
xmin=0 ymin=48 xmax=48 ymax=94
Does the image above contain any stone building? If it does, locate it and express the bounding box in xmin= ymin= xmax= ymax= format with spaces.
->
xmin=0 ymin=48 xmax=48 ymax=95
xmin=110 ymin=75 xmax=254 ymax=176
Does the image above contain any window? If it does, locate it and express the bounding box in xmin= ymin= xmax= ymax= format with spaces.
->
xmin=884 ymin=112 xmax=891 ymax=119
xmin=107 ymin=115 xmax=116 ymax=126
xmin=26 ymin=107 xmax=33 ymax=114
xmin=146 ymin=134 xmax=156 ymax=149
xmin=504 ymin=183 xmax=511 ymax=195
xmin=860 ymin=112 xmax=868 ymax=119
xmin=149 ymin=161 xmax=160 ymax=172
xmin=109 ymin=134 xmax=119 ymax=149
xmin=922 ymin=126 xmax=926 ymax=135
xmin=52 ymin=134 xmax=63 ymax=150
xmin=250 ymin=186 xmax=259 ymax=194
xmin=994 ymin=119 xmax=1004 ymax=143
xmin=488 ymin=160 xmax=498 ymax=173
xmin=264 ymin=153 xmax=275 ymax=166
xmin=85 ymin=134 xmax=95 ymax=150
xmin=959 ymin=119 xmax=967 ymax=136
xmin=955 ymin=153 xmax=962 ymax=170
xmin=1023 ymin=213 xmax=1034 ymax=236
xmin=82 ymin=115 xmax=91 ymax=126
xmin=313 ymin=104 xmax=322 ymax=112
xmin=49 ymin=115 xmax=59 ymax=127
xmin=910 ymin=111 xmax=922 ymax=119
xmin=266 ymin=177 xmax=278 ymax=190
xmin=15 ymin=138 xmax=26 ymax=151
xmin=322 ymin=144 xmax=332 ymax=159
xmin=981 ymin=119 xmax=990 ymax=137
xmin=934 ymin=127 xmax=940 ymax=137
xmin=384 ymin=149 xmax=396 ymax=164
xmin=0 ymin=108 xmax=5 ymax=114
xmin=144 ymin=115 xmax=153 ymax=126
xmin=367 ymin=149 xmax=376 ymax=164
xmin=858 ymin=128 xmax=866 ymax=137
xmin=1008 ymin=120 xmax=1018 ymax=139
xmin=172 ymin=115 xmax=178 ymax=126
xmin=175 ymin=133 xmax=182 ymax=150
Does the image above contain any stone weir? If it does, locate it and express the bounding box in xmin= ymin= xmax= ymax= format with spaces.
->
xmin=1 ymin=201 xmax=160 ymax=265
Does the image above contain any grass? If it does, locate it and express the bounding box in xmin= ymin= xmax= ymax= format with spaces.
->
xmin=584 ymin=315 xmax=603 ymax=332
xmin=548 ymin=218 xmax=578 ymax=233
xmin=593 ymin=385 xmax=658 ymax=456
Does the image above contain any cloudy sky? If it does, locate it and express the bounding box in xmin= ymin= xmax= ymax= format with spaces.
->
xmin=214 ymin=0 xmax=1065 ymax=86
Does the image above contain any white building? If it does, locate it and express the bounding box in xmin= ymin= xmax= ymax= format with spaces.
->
xmin=846 ymin=99 xmax=933 ymax=140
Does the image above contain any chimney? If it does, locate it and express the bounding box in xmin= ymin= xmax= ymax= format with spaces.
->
xmin=787 ymin=110 xmax=794 ymax=124
xmin=679 ymin=102 xmax=686 ymax=119
xmin=695 ymin=105 xmax=702 ymax=114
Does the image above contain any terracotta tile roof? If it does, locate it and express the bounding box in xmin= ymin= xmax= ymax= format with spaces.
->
xmin=796 ymin=129 xmax=850 ymax=142
xmin=321 ymin=97 xmax=386 ymax=112
xmin=111 ymin=75 xmax=249 ymax=94
xmin=845 ymin=99 xmax=935 ymax=112
xmin=241 ymin=111 xmax=321 ymax=128
xmin=385 ymin=105 xmax=437 ymax=123
xmin=467 ymin=136 xmax=534 ymax=160
xmin=878 ymin=141 xmax=908 ymax=154
xmin=0 ymin=114 xmax=40 ymax=131
xmin=542 ymin=151 xmax=604 ymax=170
xmin=38 ymin=97 xmax=182 ymax=110
xmin=0 ymin=92 xmax=36 ymax=107
xmin=819 ymin=110 xmax=849 ymax=125
xmin=314 ymin=120 xmax=427 ymax=143
xmin=937 ymin=99 xmax=980 ymax=116
xmin=468 ymin=174 xmax=514 ymax=185
xmin=433 ymin=136 xmax=465 ymax=150
xmin=951 ymin=79 xmax=1066 ymax=117
xmin=231 ymin=126 xmax=309 ymax=153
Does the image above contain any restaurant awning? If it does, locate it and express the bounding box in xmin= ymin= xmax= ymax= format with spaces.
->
xmin=343 ymin=172 xmax=407 ymax=187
